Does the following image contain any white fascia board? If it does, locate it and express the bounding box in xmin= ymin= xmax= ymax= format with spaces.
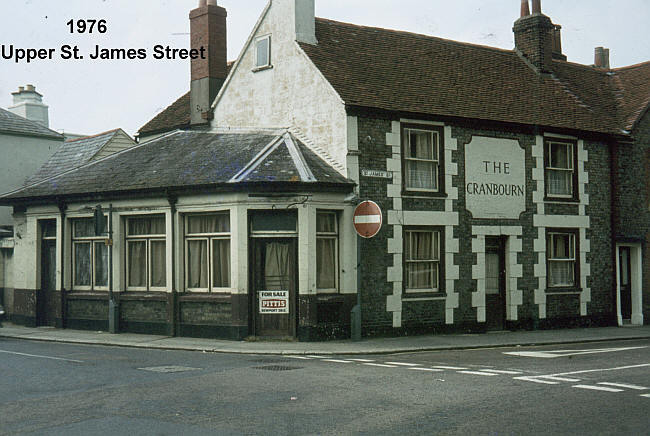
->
xmin=211 ymin=1 xmax=273 ymax=111
xmin=228 ymin=134 xmax=284 ymax=183
xmin=283 ymin=133 xmax=316 ymax=182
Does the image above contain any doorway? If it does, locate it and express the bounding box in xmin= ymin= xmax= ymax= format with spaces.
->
xmin=619 ymin=246 xmax=632 ymax=321
xmin=485 ymin=236 xmax=506 ymax=331
xmin=251 ymin=238 xmax=297 ymax=338
xmin=37 ymin=220 xmax=57 ymax=327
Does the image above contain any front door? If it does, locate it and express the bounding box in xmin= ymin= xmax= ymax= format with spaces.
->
xmin=38 ymin=238 xmax=57 ymax=327
xmin=252 ymin=239 xmax=297 ymax=338
xmin=485 ymin=236 xmax=506 ymax=331
xmin=619 ymin=246 xmax=632 ymax=320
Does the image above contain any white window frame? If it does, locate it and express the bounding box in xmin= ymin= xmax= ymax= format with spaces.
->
xmin=545 ymin=140 xmax=575 ymax=199
xmin=403 ymin=127 xmax=440 ymax=193
xmin=184 ymin=213 xmax=231 ymax=293
xmin=547 ymin=231 xmax=577 ymax=288
xmin=125 ymin=216 xmax=166 ymax=292
xmin=71 ymin=218 xmax=109 ymax=291
xmin=404 ymin=229 xmax=441 ymax=293
xmin=254 ymin=34 xmax=271 ymax=69
xmin=316 ymin=211 xmax=339 ymax=293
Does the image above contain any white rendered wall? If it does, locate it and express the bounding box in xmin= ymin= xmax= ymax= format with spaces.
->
xmin=0 ymin=133 xmax=62 ymax=226
xmin=212 ymin=0 xmax=347 ymax=175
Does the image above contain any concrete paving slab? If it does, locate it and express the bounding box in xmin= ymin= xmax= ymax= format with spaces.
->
xmin=1 ymin=323 xmax=649 ymax=355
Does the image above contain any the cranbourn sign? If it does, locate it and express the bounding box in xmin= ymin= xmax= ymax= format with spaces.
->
xmin=465 ymin=136 xmax=525 ymax=219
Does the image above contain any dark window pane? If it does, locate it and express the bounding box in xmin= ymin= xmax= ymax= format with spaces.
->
xmin=74 ymin=242 xmax=91 ymax=286
xmin=187 ymin=240 xmax=208 ymax=288
xmin=213 ymin=239 xmax=231 ymax=288
xmin=41 ymin=220 xmax=57 ymax=238
xmin=316 ymin=213 xmax=336 ymax=233
xmin=150 ymin=241 xmax=166 ymax=287
xmin=187 ymin=214 xmax=230 ymax=234
xmin=128 ymin=241 xmax=147 ymax=287
xmin=128 ymin=216 xmax=165 ymax=236
xmin=74 ymin=219 xmax=95 ymax=238
xmin=251 ymin=213 xmax=296 ymax=232
xmin=94 ymin=242 xmax=108 ymax=287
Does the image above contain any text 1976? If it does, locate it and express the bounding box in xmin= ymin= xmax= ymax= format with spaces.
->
xmin=67 ymin=19 xmax=107 ymax=34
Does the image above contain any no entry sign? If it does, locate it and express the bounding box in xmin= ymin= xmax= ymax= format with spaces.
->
xmin=353 ymin=200 xmax=383 ymax=238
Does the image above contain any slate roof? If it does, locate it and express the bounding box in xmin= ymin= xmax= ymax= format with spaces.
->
xmin=0 ymin=131 xmax=353 ymax=203
xmin=0 ymin=107 xmax=63 ymax=140
xmin=26 ymin=129 xmax=122 ymax=184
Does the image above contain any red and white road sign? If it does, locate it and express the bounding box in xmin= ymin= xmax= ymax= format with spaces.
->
xmin=353 ymin=200 xmax=383 ymax=238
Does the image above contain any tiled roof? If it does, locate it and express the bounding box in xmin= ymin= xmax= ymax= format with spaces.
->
xmin=298 ymin=18 xmax=648 ymax=136
xmin=0 ymin=131 xmax=353 ymax=202
xmin=138 ymin=62 xmax=234 ymax=137
xmin=0 ymin=107 xmax=63 ymax=140
xmin=138 ymin=91 xmax=191 ymax=137
xmin=611 ymin=61 xmax=650 ymax=132
xmin=26 ymin=129 xmax=122 ymax=184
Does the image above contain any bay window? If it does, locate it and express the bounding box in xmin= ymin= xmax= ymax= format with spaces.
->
xmin=72 ymin=218 xmax=108 ymax=290
xmin=185 ymin=213 xmax=231 ymax=291
xmin=316 ymin=211 xmax=338 ymax=292
xmin=126 ymin=216 xmax=166 ymax=290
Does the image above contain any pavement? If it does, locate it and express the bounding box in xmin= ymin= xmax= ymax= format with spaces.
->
xmin=1 ymin=322 xmax=649 ymax=355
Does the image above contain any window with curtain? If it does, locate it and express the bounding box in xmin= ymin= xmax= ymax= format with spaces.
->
xmin=404 ymin=229 xmax=441 ymax=292
xmin=403 ymin=127 xmax=440 ymax=192
xmin=545 ymin=140 xmax=575 ymax=198
xmin=185 ymin=213 xmax=231 ymax=291
xmin=316 ymin=211 xmax=338 ymax=292
xmin=126 ymin=216 xmax=166 ymax=290
xmin=547 ymin=231 xmax=577 ymax=287
xmin=72 ymin=218 xmax=108 ymax=290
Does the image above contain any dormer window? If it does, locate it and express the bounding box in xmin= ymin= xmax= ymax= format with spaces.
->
xmin=255 ymin=35 xmax=271 ymax=69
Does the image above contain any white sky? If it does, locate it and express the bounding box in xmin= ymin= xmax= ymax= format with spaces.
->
xmin=1 ymin=0 xmax=648 ymax=137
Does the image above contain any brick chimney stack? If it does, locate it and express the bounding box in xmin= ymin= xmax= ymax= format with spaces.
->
xmin=513 ymin=0 xmax=556 ymax=73
xmin=190 ymin=0 xmax=227 ymax=125
xmin=594 ymin=47 xmax=610 ymax=69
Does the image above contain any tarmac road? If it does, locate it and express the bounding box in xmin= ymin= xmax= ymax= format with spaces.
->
xmin=0 ymin=337 xmax=648 ymax=435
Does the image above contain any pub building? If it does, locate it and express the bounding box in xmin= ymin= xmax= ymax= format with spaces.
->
xmin=1 ymin=0 xmax=648 ymax=340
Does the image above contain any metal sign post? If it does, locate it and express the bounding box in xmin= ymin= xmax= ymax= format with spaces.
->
xmin=351 ymin=200 xmax=383 ymax=341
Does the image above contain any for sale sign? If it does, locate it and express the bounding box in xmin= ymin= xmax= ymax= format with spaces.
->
xmin=259 ymin=290 xmax=289 ymax=314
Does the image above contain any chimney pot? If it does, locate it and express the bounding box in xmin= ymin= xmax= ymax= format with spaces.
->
xmin=532 ymin=0 xmax=541 ymax=14
xmin=520 ymin=0 xmax=530 ymax=18
xmin=198 ymin=0 xmax=206 ymax=6
xmin=26 ymin=84 xmax=35 ymax=92
xmin=206 ymin=0 xmax=217 ymax=5
xmin=18 ymin=86 xmax=24 ymax=92
xmin=594 ymin=46 xmax=610 ymax=69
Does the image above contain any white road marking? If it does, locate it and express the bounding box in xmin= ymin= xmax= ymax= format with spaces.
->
xmin=0 ymin=349 xmax=84 ymax=363
xmin=542 ymin=363 xmax=650 ymax=378
xmin=139 ymin=366 xmax=201 ymax=373
xmin=385 ymin=362 xmax=421 ymax=367
xmin=479 ymin=369 xmax=523 ymax=375
xmin=286 ymin=356 xmax=312 ymax=360
xmin=306 ymin=355 xmax=327 ymax=359
xmin=431 ymin=365 xmax=468 ymax=370
xmin=640 ymin=394 xmax=650 ymax=398
xmin=347 ymin=359 xmax=375 ymax=362
xmin=573 ymin=385 xmax=624 ymax=393
xmin=536 ymin=376 xmax=581 ymax=382
xmin=458 ymin=370 xmax=498 ymax=376
xmin=409 ymin=367 xmax=444 ymax=372
xmin=323 ymin=359 xmax=353 ymax=363
xmin=598 ymin=382 xmax=648 ymax=390
xmin=362 ymin=363 xmax=398 ymax=368
xmin=503 ymin=346 xmax=647 ymax=359
xmin=513 ymin=376 xmax=559 ymax=385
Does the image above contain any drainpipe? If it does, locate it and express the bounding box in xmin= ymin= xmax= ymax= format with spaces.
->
xmin=167 ymin=193 xmax=178 ymax=336
xmin=610 ymin=140 xmax=619 ymax=325
xmin=108 ymin=204 xmax=118 ymax=333
xmin=58 ymin=201 xmax=66 ymax=328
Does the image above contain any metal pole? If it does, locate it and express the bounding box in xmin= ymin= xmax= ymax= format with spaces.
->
xmin=351 ymin=234 xmax=362 ymax=341
xmin=108 ymin=204 xmax=117 ymax=333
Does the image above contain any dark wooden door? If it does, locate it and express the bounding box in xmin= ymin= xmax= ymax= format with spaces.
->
xmin=252 ymin=239 xmax=297 ymax=338
xmin=38 ymin=239 xmax=57 ymax=327
xmin=619 ymin=247 xmax=632 ymax=320
xmin=485 ymin=236 xmax=506 ymax=331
